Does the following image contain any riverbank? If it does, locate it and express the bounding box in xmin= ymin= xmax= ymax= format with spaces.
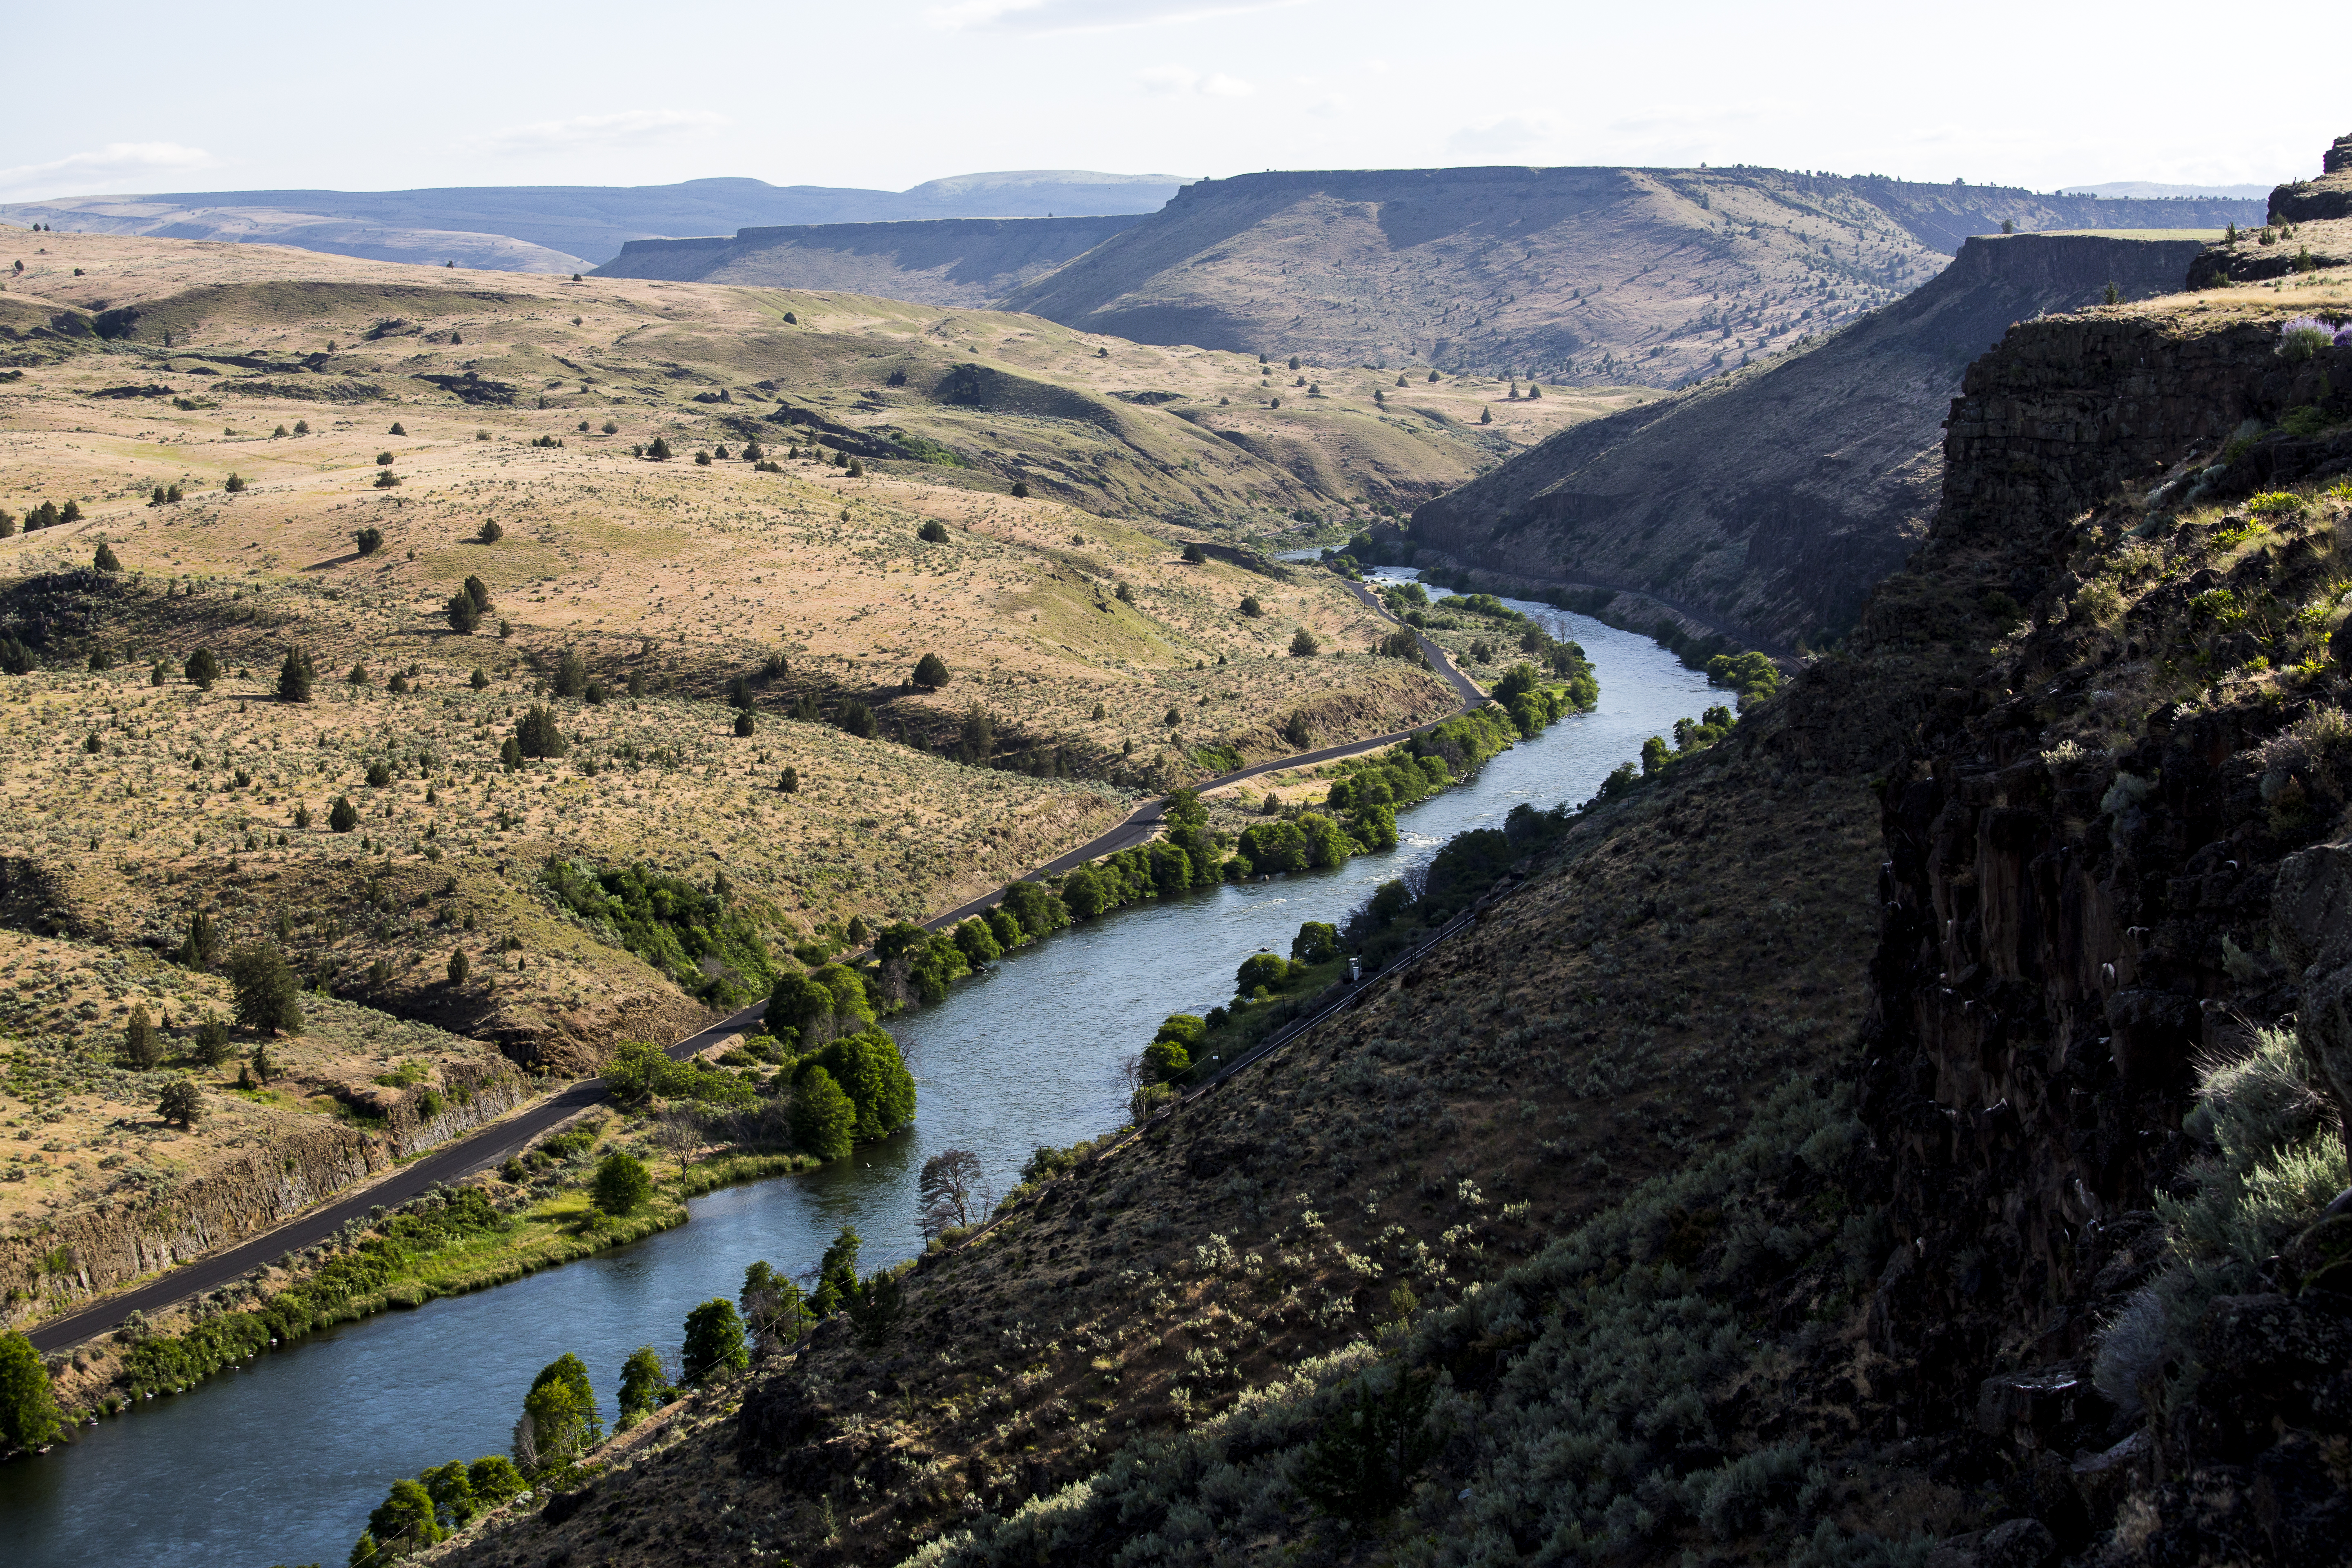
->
xmin=33 ymin=1113 xmax=815 ymax=1428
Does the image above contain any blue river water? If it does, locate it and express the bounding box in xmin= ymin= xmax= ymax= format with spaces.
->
xmin=0 ymin=575 xmax=1715 ymax=1568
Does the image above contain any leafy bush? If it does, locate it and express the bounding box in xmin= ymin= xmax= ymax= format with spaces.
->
xmin=789 ymin=1067 xmax=857 ymax=1160
xmin=602 ymin=1040 xmax=758 ymax=1108
xmin=1705 ymin=650 xmax=1780 ymax=702
xmin=541 ymin=858 xmax=775 ymax=1005
xmin=2093 ymin=1025 xmax=2347 ymax=1414
xmin=591 ymin=1152 xmax=652 ymax=1214
xmin=793 ymin=1029 xmax=915 ymax=1140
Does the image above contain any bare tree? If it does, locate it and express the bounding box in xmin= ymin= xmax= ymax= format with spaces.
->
xmin=1118 ymin=1051 xmax=1147 ymax=1098
xmin=652 ymin=1109 xmax=700 ymax=1174
xmin=511 ymin=1410 xmax=541 ymax=1474
xmin=918 ymin=1149 xmax=989 ymax=1240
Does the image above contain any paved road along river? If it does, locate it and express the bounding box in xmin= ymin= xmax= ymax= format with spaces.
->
xmin=1 ymin=577 xmax=1716 ymax=1568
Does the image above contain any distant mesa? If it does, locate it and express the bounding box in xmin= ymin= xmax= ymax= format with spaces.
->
xmin=2056 ymin=180 xmax=2278 ymax=200
xmin=594 ymin=214 xmax=1152 ymax=307
xmin=0 ymin=169 xmax=1193 ymax=272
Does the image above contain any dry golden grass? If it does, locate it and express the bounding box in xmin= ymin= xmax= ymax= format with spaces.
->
xmin=0 ymin=924 xmax=514 ymax=1238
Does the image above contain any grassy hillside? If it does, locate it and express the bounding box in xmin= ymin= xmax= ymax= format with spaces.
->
xmin=995 ymin=165 xmax=2261 ymax=385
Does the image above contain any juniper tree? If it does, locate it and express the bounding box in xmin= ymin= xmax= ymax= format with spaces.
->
xmin=681 ymin=1299 xmax=747 ymax=1385
xmin=181 ymin=909 xmax=219 ymax=969
xmin=225 ymin=944 xmax=303 ymax=1036
xmin=94 ymin=541 xmax=120 ymax=572
xmin=277 ymin=648 xmax=314 ymax=702
xmin=470 ymin=666 xmax=489 ymax=691
xmin=446 ymin=592 xmax=480 ymax=634
xmin=447 ymin=947 xmax=470 ymax=987
xmin=911 ymin=652 xmax=949 ymax=689
xmin=477 ymin=519 xmax=503 ymax=543
xmin=159 ymin=1076 xmax=203 ymax=1129
xmin=125 ymin=1004 xmax=163 ymax=1069
xmin=515 ymin=704 xmax=567 ymax=758
xmin=330 ymin=796 xmax=359 ymax=832
xmin=184 ymin=648 xmax=220 ymax=690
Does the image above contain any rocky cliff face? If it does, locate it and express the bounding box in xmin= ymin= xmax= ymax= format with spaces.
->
xmin=0 ymin=1060 xmax=527 ymax=1321
xmin=1847 ymin=296 xmax=2352 ymax=1557
xmin=1408 ymin=234 xmax=2210 ymax=650
xmin=2269 ymin=132 xmax=2352 ymax=223
xmin=591 ymin=215 xmax=1149 ymax=306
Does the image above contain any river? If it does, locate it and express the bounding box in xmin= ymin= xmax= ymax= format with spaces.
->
xmin=1 ymin=574 xmax=1715 ymax=1568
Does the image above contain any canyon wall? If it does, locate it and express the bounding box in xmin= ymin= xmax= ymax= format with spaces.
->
xmin=1845 ymin=299 xmax=2352 ymax=1552
xmin=1408 ymin=234 xmax=2213 ymax=651
xmin=0 ymin=1059 xmax=530 ymax=1326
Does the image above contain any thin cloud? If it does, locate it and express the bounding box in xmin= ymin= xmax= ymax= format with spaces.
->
xmin=1137 ymin=65 xmax=1254 ymax=97
xmin=1446 ymin=116 xmax=1559 ymax=162
xmin=928 ymin=0 xmax=1307 ymax=34
xmin=0 ymin=142 xmax=215 ymax=200
xmin=466 ymin=109 xmax=730 ymax=156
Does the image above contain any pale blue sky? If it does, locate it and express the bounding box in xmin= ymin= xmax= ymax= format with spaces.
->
xmin=2 ymin=0 xmax=2337 ymax=201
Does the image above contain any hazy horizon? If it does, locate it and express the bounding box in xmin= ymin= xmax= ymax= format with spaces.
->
xmin=1 ymin=0 xmax=2335 ymax=205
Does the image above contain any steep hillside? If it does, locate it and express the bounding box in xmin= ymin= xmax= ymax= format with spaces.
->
xmin=1406 ymin=233 xmax=2211 ymax=650
xmin=594 ymin=216 xmax=1149 ymax=304
xmin=419 ymin=218 xmax=2352 ymax=1568
xmin=0 ymin=170 xmax=1189 ymax=271
xmin=995 ymin=164 xmax=2258 ymax=384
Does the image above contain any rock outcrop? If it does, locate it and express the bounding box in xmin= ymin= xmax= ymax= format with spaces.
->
xmin=592 ymin=215 xmax=1149 ymax=306
xmin=2268 ymin=132 xmax=2352 ymax=223
xmin=0 ymin=1059 xmax=528 ymax=1322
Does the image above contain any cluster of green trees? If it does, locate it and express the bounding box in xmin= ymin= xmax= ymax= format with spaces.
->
xmin=1133 ymin=803 xmax=1584 ymax=1096
xmin=114 ymin=1188 xmax=510 ymax=1403
xmin=1345 ymin=801 xmax=1573 ymax=965
xmin=786 ymin=1033 xmax=915 ymax=1159
xmin=602 ymin=1039 xmax=761 ymax=1109
xmin=540 ymin=859 xmax=776 ymax=1007
xmin=1705 ymin=650 xmax=1780 ymax=703
xmin=1058 ymin=789 xmax=1224 ymax=916
xmin=345 ymin=1453 xmax=528 ymax=1565
xmin=2 ymin=498 xmax=83 ymax=536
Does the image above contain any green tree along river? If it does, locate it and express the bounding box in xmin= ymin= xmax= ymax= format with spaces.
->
xmin=0 ymin=577 xmax=1716 ymax=1568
